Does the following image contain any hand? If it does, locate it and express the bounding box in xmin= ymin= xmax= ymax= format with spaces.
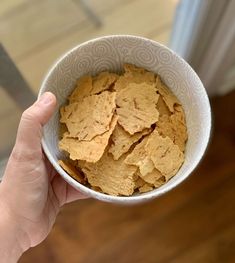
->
xmin=0 ymin=92 xmax=86 ymax=261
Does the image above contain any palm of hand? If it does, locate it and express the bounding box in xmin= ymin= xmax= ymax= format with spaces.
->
xmin=1 ymin=153 xmax=84 ymax=248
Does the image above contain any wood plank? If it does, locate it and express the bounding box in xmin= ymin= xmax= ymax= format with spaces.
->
xmin=79 ymin=0 xmax=135 ymax=12
xmin=171 ymin=224 xmax=235 ymax=263
xmin=151 ymin=27 xmax=171 ymax=45
xmin=0 ymin=44 xmax=36 ymax=109
xmin=0 ymin=0 xmax=134 ymax=60
xmin=0 ymin=88 xmax=18 ymax=115
xmin=110 ymin=174 xmax=235 ymax=263
xmin=0 ymin=109 xmax=21 ymax=158
xmin=92 ymin=0 xmax=175 ymax=36
xmin=0 ymin=0 xmax=88 ymax=59
xmin=0 ymin=0 xmax=29 ymax=17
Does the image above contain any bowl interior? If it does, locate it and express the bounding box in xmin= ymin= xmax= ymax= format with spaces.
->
xmin=39 ymin=35 xmax=211 ymax=204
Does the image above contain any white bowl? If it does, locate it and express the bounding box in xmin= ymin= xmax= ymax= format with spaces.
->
xmin=39 ymin=35 xmax=211 ymax=204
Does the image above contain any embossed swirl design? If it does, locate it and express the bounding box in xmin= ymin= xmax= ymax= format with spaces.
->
xmin=39 ymin=35 xmax=211 ymax=204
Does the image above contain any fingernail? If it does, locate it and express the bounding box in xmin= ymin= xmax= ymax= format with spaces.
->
xmin=38 ymin=92 xmax=54 ymax=105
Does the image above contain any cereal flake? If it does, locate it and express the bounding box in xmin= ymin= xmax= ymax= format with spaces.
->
xmin=116 ymin=83 xmax=159 ymax=134
xmin=145 ymin=130 xmax=184 ymax=180
xmin=64 ymin=91 xmax=116 ymax=140
xmin=114 ymin=64 xmax=155 ymax=92
xmin=58 ymin=159 xmax=85 ymax=183
xmin=139 ymin=183 xmax=154 ymax=193
xmin=156 ymin=94 xmax=171 ymax=116
xmin=59 ymin=115 xmax=118 ymax=162
xmin=109 ymin=123 xmax=151 ymax=160
xmin=125 ymin=137 xmax=155 ymax=176
xmin=92 ymin=71 xmax=118 ymax=94
xmin=69 ymin=75 xmax=93 ymax=103
xmin=155 ymin=75 xmax=180 ymax=112
xmin=81 ymin=152 xmax=137 ymax=196
xmin=157 ymin=108 xmax=187 ymax=152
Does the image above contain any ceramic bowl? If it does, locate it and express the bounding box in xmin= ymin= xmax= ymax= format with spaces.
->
xmin=39 ymin=35 xmax=211 ymax=204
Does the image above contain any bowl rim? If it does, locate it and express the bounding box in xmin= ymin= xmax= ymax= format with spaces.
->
xmin=39 ymin=34 xmax=212 ymax=204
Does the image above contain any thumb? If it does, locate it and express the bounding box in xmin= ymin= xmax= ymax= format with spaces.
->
xmin=12 ymin=92 xmax=56 ymax=162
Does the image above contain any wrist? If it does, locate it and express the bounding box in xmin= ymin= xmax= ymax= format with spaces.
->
xmin=0 ymin=193 xmax=29 ymax=262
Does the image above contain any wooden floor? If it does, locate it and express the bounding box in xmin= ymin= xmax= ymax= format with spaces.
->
xmin=19 ymin=91 xmax=235 ymax=263
xmin=0 ymin=0 xmax=176 ymax=158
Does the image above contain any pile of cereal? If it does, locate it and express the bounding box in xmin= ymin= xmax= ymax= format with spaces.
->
xmin=58 ymin=64 xmax=187 ymax=196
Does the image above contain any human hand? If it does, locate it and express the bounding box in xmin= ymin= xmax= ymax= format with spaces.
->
xmin=0 ymin=92 xmax=86 ymax=262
